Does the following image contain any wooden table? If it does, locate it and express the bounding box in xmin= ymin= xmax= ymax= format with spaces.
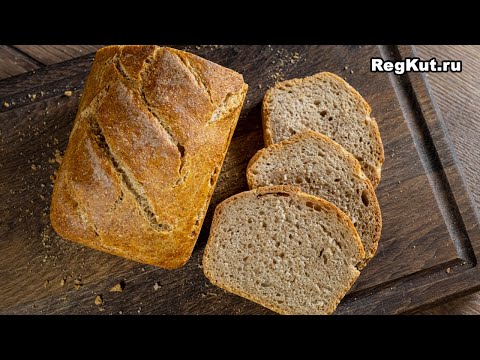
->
xmin=1 ymin=45 xmax=479 ymax=315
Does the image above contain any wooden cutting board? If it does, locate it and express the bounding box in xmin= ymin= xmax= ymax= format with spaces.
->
xmin=1 ymin=45 xmax=479 ymax=315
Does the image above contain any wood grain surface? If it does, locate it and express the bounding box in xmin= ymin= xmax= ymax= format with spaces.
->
xmin=12 ymin=45 xmax=103 ymax=65
xmin=0 ymin=46 xmax=39 ymax=79
xmin=415 ymin=46 xmax=480 ymax=314
xmin=0 ymin=45 xmax=479 ymax=314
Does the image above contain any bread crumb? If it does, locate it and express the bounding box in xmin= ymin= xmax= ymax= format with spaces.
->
xmin=350 ymin=70 xmax=354 ymax=74
xmin=344 ymin=66 xmax=349 ymax=71
xmin=49 ymin=170 xmax=58 ymax=184
xmin=60 ymin=278 xmax=66 ymax=287
xmin=64 ymin=90 xmax=73 ymax=97
xmin=153 ymin=282 xmax=161 ymax=291
xmin=3 ymin=102 xmax=10 ymax=108
xmin=258 ymin=84 xmax=262 ymax=89
xmin=73 ymin=279 xmax=83 ymax=290
xmin=446 ymin=267 xmax=452 ymax=274
xmin=43 ymin=280 xmax=49 ymax=288
xmin=53 ymin=149 xmax=63 ymax=164
xmin=95 ymin=295 xmax=103 ymax=306
xmin=110 ymin=282 xmax=125 ymax=292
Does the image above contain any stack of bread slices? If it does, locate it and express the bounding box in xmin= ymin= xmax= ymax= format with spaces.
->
xmin=203 ymin=72 xmax=384 ymax=315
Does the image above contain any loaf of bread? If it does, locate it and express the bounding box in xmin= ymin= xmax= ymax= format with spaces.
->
xmin=50 ymin=45 xmax=248 ymax=269
xmin=247 ymin=130 xmax=381 ymax=267
xmin=203 ymin=186 xmax=365 ymax=315
xmin=262 ymin=72 xmax=384 ymax=187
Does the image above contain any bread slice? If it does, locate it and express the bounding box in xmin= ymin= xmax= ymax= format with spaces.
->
xmin=203 ymin=186 xmax=365 ymax=315
xmin=247 ymin=131 xmax=381 ymax=267
xmin=262 ymin=72 xmax=384 ymax=187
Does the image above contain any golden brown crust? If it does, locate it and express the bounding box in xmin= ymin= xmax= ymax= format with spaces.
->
xmin=203 ymin=186 xmax=365 ymax=315
xmin=246 ymin=130 xmax=382 ymax=266
xmin=50 ymin=45 xmax=248 ymax=269
xmin=261 ymin=94 xmax=274 ymax=147
xmin=261 ymin=71 xmax=385 ymax=188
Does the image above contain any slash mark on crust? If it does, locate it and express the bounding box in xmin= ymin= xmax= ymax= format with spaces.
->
xmin=114 ymin=57 xmax=187 ymax=177
xmin=89 ymin=114 xmax=172 ymax=232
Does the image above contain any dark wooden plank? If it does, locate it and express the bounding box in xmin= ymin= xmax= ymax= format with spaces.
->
xmin=0 ymin=54 xmax=95 ymax=103
xmin=0 ymin=45 xmax=478 ymax=314
xmin=415 ymin=45 xmax=480 ymax=315
xmin=415 ymin=46 xmax=480 ymax=222
xmin=0 ymin=46 xmax=40 ymax=80
xmin=13 ymin=45 xmax=103 ymax=65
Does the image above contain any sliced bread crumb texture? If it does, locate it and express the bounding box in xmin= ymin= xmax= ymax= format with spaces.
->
xmin=262 ymin=72 xmax=384 ymax=187
xmin=247 ymin=131 xmax=382 ymax=267
xmin=203 ymin=186 xmax=365 ymax=315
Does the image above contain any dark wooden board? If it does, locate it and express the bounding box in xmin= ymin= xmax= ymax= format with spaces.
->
xmin=12 ymin=45 xmax=104 ymax=66
xmin=0 ymin=45 xmax=479 ymax=315
xmin=0 ymin=46 xmax=40 ymax=79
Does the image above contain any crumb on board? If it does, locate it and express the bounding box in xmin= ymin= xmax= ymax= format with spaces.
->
xmin=446 ymin=267 xmax=452 ymax=274
xmin=60 ymin=278 xmax=66 ymax=287
xmin=267 ymin=48 xmax=303 ymax=84
xmin=3 ymin=102 xmax=10 ymax=108
xmin=64 ymin=90 xmax=73 ymax=97
xmin=31 ymin=164 xmax=39 ymax=171
xmin=50 ymin=170 xmax=58 ymax=184
xmin=110 ymin=282 xmax=125 ymax=292
xmin=43 ymin=280 xmax=49 ymax=288
xmin=49 ymin=149 xmax=63 ymax=164
xmin=73 ymin=279 xmax=83 ymax=290
xmin=95 ymin=295 xmax=103 ymax=306
xmin=153 ymin=282 xmax=161 ymax=291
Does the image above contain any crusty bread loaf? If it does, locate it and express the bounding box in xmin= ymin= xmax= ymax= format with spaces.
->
xmin=50 ymin=45 xmax=248 ymax=269
xmin=203 ymin=186 xmax=365 ymax=315
xmin=262 ymin=72 xmax=384 ymax=187
xmin=247 ymin=131 xmax=381 ymax=267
